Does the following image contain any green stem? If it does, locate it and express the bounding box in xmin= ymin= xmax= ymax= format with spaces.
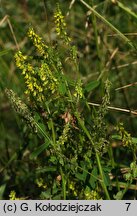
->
xmin=95 ymin=152 xmax=110 ymax=199
xmin=35 ymin=121 xmax=51 ymax=142
xmin=117 ymin=1 xmax=137 ymax=21
xmin=108 ymin=146 xmax=120 ymax=192
xmin=50 ymin=118 xmax=56 ymax=145
xmin=75 ymin=112 xmax=110 ymax=199
xmin=112 ymin=181 xmax=136 ymax=191
xmin=60 ymin=167 xmax=66 ymax=200
xmin=118 ymin=181 xmax=132 ymax=200
xmin=108 ymin=145 xmax=115 ymax=168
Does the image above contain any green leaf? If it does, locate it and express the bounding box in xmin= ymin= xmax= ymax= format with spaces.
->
xmin=37 ymin=122 xmax=46 ymax=133
xmin=58 ymin=82 xmax=67 ymax=95
xmin=34 ymin=112 xmax=41 ymax=122
xmin=52 ymin=182 xmax=59 ymax=195
xmin=0 ymin=184 xmax=6 ymax=200
xmin=75 ymin=173 xmax=85 ymax=181
xmin=84 ymin=80 xmax=100 ymax=92
xmin=36 ymin=166 xmax=57 ymax=174
xmin=75 ymin=169 xmax=87 ymax=182
xmin=35 ymin=121 xmax=51 ymax=142
xmin=132 ymin=137 xmax=137 ymax=144
xmin=103 ymin=171 xmax=110 ymax=187
xmin=89 ymin=166 xmax=98 ymax=189
xmin=113 ymin=191 xmax=123 ymax=200
xmin=53 ymin=194 xmax=62 ymax=200
xmin=40 ymin=189 xmax=52 ymax=199
xmin=30 ymin=140 xmax=50 ymax=159
xmin=50 ymin=156 xmax=57 ymax=164
xmin=57 ymin=73 xmax=67 ymax=95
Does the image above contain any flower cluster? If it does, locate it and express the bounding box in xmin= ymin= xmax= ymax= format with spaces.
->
xmin=9 ymin=191 xmax=17 ymax=200
xmin=69 ymin=181 xmax=77 ymax=197
xmin=15 ymin=49 xmax=59 ymax=103
xmin=74 ymin=79 xmax=83 ymax=99
xmin=56 ymin=123 xmax=70 ymax=146
xmin=84 ymin=187 xmax=102 ymax=200
xmin=5 ymin=89 xmax=37 ymax=132
xmin=38 ymin=62 xmax=59 ymax=95
xmin=123 ymin=162 xmax=137 ymax=181
xmin=54 ymin=4 xmax=71 ymax=45
xmin=9 ymin=191 xmax=22 ymax=200
xmin=54 ymin=5 xmax=78 ymax=65
xmin=9 ymin=190 xmax=26 ymax=200
xmin=35 ymin=178 xmax=47 ymax=189
xmin=15 ymin=51 xmax=39 ymax=99
xmin=92 ymin=79 xmax=111 ymax=154
xmin=14 ymin=51 xmax=28 ymax=70
xmin=116 ymin=122 xmax=132 ymax=147
xmin=27 ymin=27 xmax=48 ymax=56
xmin=70 ymin=45 xmax=78 ymax=62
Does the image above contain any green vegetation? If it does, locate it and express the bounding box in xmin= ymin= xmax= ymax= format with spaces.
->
xmin=0 ymin=0 xmax=137 ymax=200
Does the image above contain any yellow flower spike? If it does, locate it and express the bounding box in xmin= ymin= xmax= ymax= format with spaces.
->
xmin=54 ymin=4 xmax=71 ymax=45
xmin=74 ymin=79 xmax=83 ymax=99
xmin=27 ymin=27 xmax=48 ymax=55
xmin=15 ymin=51 xmax=27 ymax=70
xmin=15 ymin=27 xmax=61 ymax=104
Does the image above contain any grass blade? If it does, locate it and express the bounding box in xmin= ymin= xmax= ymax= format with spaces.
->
xmin=79 ymin=0 xmax=136 ymax=49
xmin=117 ymin=1 xmax=137 ymax=20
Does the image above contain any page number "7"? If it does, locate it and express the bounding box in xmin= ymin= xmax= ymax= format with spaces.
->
xmin=125 ymin=203 xmax=131 ymax=211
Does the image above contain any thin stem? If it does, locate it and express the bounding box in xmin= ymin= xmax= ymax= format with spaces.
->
xmin=75 ymin=111 xmax=110 ymax=199
xmin=50 ymin=119 xmax=56 ymax=145
xmin=7 ymin=17 xmax=19 ymax=50
xmin=117 ymin=181 xmax=132 ymax=200
xmin=60 ymin=167 xmax=66 ymax=200
xmin=35 ymin=121 xmax=51 ymax=142
xmin=95 ymin=152 xmax=110 ymax=200
xmin=88 ymin=102 xmax=137 ymax=116
xmin=112 ymin=181 xmax=137 ymax=191
xmin=117 ymin=1 xmax=137 ymax=21
xmin=108 ymin=145 xmax=115 ymax=169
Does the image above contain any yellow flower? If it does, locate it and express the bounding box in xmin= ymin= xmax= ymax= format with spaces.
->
xmin=54 ymin=4 xmax=71 ymax=45
xmin=74 ymin=79 xmax=83 ymax=99
xmin=15 ymin=51 xmax=27 ymax=70
xmin=36 ymin=178 xmax=47 ymax=189
xmin=27 ymin=27 xmax=48 ymax=56
xmin=9 ymin=191 xmax=21 ymax=200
